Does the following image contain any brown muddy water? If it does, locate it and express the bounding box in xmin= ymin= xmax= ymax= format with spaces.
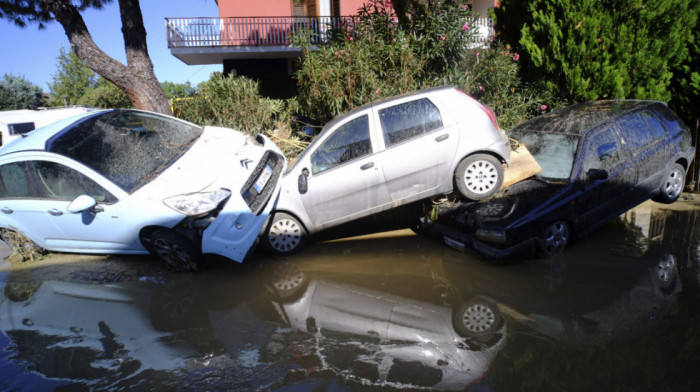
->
xmin=1 ymin=198 xmax=699 ymax=391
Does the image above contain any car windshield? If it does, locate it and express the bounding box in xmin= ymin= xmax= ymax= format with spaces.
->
xmin=510 ymin=129 xmax=579 ymax=181
xmin=48 ymin=110 xmax=202 ymax=193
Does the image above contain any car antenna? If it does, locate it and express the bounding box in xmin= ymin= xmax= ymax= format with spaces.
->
xmin=615 ymin=88 xmax=623 ymax=103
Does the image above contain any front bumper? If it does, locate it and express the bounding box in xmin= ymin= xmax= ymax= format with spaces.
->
xmin=201 ymin=136 xmax=287 ymax=262
xmin=420 ymin=217 xmax=533 ymax=260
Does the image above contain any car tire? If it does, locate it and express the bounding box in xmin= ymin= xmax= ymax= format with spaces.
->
xmin=151 ymin=230 xmax=201 ymax=272
xmin=454 ymin=154 xmax=504 ymax=201
xmin=652 ymin=163 xmax=685 ymax=204
xmin=652 ymin=253 xmax=677 ymax=294
xmin=537 ymin=221 xmax=570 ymax=258
xmin=263 ymin=212 xmax=308 ymax=255
xmin=452 ymin=297 xmax=502 ymax=340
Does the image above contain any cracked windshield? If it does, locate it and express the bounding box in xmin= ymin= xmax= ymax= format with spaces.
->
xmin=1 ymin=0 xmax=699 ymax=391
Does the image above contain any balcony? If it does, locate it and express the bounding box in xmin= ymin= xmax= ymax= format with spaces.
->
xmin=166 ymin=16 xmax=494 ymax=65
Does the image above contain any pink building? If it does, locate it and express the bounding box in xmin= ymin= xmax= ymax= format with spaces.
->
xmin=166 ymin=0 xmax=497 ymax=97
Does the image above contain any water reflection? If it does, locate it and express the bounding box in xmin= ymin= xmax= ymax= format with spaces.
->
xmin=0 ymin=200 xmax=698 ymax=391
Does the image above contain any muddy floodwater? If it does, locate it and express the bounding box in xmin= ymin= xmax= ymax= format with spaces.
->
xmin=1 ymin=198 xmax=699 ymax=391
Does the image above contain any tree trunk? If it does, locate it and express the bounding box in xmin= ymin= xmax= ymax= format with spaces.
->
xmin=45 ymin=0 xmax=172 ymax=115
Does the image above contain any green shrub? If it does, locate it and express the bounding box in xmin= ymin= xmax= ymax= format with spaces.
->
xmin=454 ymin=43 xmax=565 ymax=130
xmin=173 ymin=73 xmax=307 ymax=158
xmin=294 ymin=0 xmax=475 ymax=123
xmin=78 ymin=78 xmax=133 ymax=109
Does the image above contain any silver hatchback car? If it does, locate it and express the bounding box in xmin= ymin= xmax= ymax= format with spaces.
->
xmin=263 ymin=86 xmax=511 ymax=254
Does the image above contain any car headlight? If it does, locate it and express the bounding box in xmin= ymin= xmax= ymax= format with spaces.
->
xmin=164 ymin=188 xmax=231 ymax=217
xmin=475 ymin=228 xmax=507 ymax=244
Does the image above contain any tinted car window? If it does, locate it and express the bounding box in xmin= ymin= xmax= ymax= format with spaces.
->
xmin=0 ymin=163 xmax=31 ymax=198
xmin=582 ymin=128 xmax=622 ymax=172
xmin=379 ymin=98 xmax=443 ymax=146
xmin=617 ymin=114 xmax=653 ymax=151
xmin=48 ymin=110 xmax=202 ymax=193
xmin=311 ymin=115 xmax=371 ymax=174
xmin=641 ymin=111 xmax=667 ymax=140
xmin=31 ymin=161 xmax=116 ymax=203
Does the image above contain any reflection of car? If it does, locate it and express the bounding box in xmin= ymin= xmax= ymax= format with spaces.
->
xmin=273 ymin=276 xmax=505 ymax=390
xmin=427 ymin=100 xmax=696 ymax=258
xmin=263 ymin=86 xmax=511 ymax=254
xmin=0 ymin=109 xmax=286 ymax=270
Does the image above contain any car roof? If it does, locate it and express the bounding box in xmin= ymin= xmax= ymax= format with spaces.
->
xmin=0 ymin=110 xmax=109 ymax=156
xmin=511 ymin=100 xmax=667 ymax=136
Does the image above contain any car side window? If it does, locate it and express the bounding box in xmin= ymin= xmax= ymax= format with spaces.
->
xmin=641 ymin=111 xmax=667 ymax=140
xmin=311 ymin=115 xmax=372 ymax=174
xmin=30 ymin=161 xmax=116 ymax=203
xmin=583 ymin=128 xmax=622 ymax=173
xmin=617 ymin=113 xmax=653 ymax=151
xmin=379 ymin=98 xmax=443 ymax=146
xmin=0 ymin=163 xmax=32 ymax=198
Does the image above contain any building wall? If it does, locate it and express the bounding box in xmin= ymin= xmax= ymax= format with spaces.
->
xmin=218 ymin=0 xmax=369 ymax=18
xmin=470 ymin=0 xmax=499 ymax=17
xmin=218 ymin=0 xmax=292 ymax=18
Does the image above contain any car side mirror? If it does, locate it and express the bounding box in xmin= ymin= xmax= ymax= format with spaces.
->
xmin=67 ymin=195 xmax=97 ymax=213
xmin=586 ymin=168 xmax=609 ymax=181
xmin=298 ymin=168 xmax=309 ymax=194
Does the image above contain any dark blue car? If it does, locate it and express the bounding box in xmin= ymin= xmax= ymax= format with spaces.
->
xmin=425 ymin=100 xmax=696 ymax=258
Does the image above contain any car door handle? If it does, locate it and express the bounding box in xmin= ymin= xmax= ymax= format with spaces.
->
xmin=48 ymin=208 xmax=63 ymax=216
xmin=435 ymin=134 xmax=449 ymax=142
xmin=361 ymin=162 xmax=375 ymax=170
xmin=1 ymin=207 xmax=12 ymax=214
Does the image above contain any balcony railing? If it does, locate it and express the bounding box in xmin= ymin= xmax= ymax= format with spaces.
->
xmin=165 ymin=16 xmax=494 ymax=48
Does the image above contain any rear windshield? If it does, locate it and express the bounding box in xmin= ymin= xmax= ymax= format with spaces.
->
xmin=48 ymin=110 xmax=202 ymax=193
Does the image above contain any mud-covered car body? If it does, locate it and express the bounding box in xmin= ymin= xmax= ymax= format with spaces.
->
xmin=430 ymin=100 xmax=695 ymax=258
xmin=0 ymin=109 xmax=286 ymax=268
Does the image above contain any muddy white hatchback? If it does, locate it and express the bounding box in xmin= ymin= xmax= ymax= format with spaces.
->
xmin=264 ymin=86 xmax=510 ymax=254
xmin=0 ymin=109 xmax=286 ymax=270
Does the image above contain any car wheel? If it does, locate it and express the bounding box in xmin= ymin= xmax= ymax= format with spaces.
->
xmin=653 ymin=163 xmax=685 ymax=204
xmin=151 ymin=230 xmax=201 ymax=272
xmin=263 ymin=213 xmax=308 ymax=255
xmin=455 ymin=154 xmax=504 ymax=201
xmin=537 ymin=221 xmax=570 ymax=258
xmin=453 ymin=297 xmax=502 ymax=339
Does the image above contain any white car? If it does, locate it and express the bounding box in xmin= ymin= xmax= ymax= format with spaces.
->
xmin=0 ymin=109 xmax=286 ymax=270
xmin=263 ymin=86 xmax=511 ymax=254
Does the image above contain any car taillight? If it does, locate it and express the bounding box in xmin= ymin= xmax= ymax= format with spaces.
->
xmin=456 ymin=88 xmax=499 ymax=129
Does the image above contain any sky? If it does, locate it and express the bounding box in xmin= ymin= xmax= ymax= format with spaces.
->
xmin=0 ymin=0 xmax=222 ymax=91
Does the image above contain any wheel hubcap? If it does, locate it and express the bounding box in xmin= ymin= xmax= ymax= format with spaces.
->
xmin=464 ymin=160 xmax=499 ymax=194
xmin=664 ymin=169 xmax=683 ymax=199
xmin=462 ymin=303 xmax=496 ymax=333
xmin=543 ymin=222 xmax=569 ymax=254
xmin=269 ymin=219 xmax=302 ymax=252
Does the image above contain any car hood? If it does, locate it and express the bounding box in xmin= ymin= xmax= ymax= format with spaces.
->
xmin=456 ymin=178 xmax=570 ymax=229
xmin=135 ymin=126 xmax=263 ymax=198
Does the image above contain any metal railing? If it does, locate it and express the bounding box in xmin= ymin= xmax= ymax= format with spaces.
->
xmin=165 ymin=16 xmax=494 ymax=48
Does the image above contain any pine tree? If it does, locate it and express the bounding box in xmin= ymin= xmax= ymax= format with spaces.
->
xmin=494 ymin=0 xmax=697 ymax=104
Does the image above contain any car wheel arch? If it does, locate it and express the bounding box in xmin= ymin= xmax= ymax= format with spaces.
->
xmin=453 ymin=152 xmax=507 ymax=200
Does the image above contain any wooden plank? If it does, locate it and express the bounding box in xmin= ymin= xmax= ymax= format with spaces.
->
xmin=501 ymin=144 xmax=542 ymax=189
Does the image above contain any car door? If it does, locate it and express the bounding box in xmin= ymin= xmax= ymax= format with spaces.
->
xmin=2 ymin=158 xmax=141 ymax=253
xmin=299 ymin=113 xmax=391 ymax=229
xmin=373 ymin=97 xmax=459 ymax=201
xmin=578 ymin=125 xmax=635 ymax=232
xmin=617 ymin=112 xmax=670 ymax=196
xmin=0 ymin=161 xmax=61 ymax=245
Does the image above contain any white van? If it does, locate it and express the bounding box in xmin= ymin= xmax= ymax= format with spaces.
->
xmin=0 ymin=106 xmax=97 ymax=147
